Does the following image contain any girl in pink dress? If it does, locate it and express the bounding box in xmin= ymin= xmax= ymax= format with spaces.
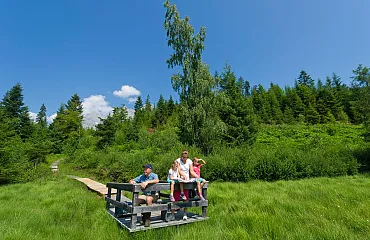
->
xmin=193 ymin=157 xmax=208 ymax=190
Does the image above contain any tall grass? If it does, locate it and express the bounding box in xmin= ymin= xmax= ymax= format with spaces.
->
xmin=1 ymin=175 xmax=370 ymax=239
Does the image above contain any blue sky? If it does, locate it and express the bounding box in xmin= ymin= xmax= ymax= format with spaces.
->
xmin=1 ymin=0 xmax=369 ymax=126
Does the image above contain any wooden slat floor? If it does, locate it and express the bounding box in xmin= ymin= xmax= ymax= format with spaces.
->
xmin=107 ymin=208 xmax=208 ymax=232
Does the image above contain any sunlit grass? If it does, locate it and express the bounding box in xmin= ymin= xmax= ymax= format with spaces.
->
xmin=1 ymin=175 xmax=370 ymax=239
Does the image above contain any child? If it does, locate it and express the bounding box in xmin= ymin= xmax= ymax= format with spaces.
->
xmin=192 ymin=157 xmax=208 ymax=200
xmin=167 ymin=160 xmax=186 ymax=202
xmin=193 ymin=157 xmax=206 ymax=179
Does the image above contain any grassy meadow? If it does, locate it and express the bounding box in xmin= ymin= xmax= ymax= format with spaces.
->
xmin=1 ymin=174 xmax=370 ymax=239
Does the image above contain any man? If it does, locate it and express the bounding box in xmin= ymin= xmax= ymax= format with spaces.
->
xmin=129 ymin=163 xmax=159 ymax=226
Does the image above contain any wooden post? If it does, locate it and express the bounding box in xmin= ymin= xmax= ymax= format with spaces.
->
xmin=202 ymin=188 xmax=208 ymax=217
xmin=131 ymin=191 xmax=139 ymax=230
xmin=106 ymin=187 xmax=112 ymax=210
xmin=114 ymin=189 xmax=122 ymax=217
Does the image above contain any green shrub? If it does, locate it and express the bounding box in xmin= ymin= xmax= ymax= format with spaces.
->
xmin=65 ymin=124 xmax=365 ymax=183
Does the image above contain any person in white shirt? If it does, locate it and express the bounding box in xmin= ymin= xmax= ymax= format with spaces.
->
xmin=167 ymin=160 xmax=186 ymax=202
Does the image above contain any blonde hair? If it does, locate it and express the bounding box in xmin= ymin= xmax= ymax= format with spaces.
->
xmin=171 ymin=160 xmax=178 ymax=170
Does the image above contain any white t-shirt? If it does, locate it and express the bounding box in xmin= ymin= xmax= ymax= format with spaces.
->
xmin=167 ymin=168 xmax=179 ymax=181
xmin=176 ymin=158 xmax=193 ymax=180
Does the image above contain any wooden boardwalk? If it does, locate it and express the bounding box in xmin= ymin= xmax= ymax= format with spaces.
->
xmin=72 ymin=177 xmax=130 ymax=202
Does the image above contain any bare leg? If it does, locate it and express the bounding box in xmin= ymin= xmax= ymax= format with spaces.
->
xmin=146 ymin=196 xmax=154 ymax=205
xmin=180 ymin=182 xmax=184 ymax=193
xmin=170 ymin=181 xmax=175 ymax=195
xmin=201 ymin=179 xmax=207 ymax=188
xmin=196 ymin=180 xmax=202 ymax=196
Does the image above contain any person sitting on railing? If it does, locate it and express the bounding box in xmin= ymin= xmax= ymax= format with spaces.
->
xmin=129 ymin=163 xmax=159 ymax=205
xmin=129 ymin=163 xmax=159 ymax=227
xmin=167 ymin=160 xmax=186 ymax=202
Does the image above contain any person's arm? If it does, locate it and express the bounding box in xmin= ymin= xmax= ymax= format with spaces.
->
xmin=177 ymin=163 xmax=187 ymax=179
xmin=140 ymin=174 xmax=159 ymax=189
xmin=200 ymin=159 xmax=206 ymax=164
xmin=189 ymin=163 xmax=199 ymax=179
xmin=129 ymin=175 xmax=140 ymax=184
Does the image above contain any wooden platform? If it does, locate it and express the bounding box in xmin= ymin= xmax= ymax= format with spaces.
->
xmin=107 ymin=207 xmax=208 ymax=232
xmin=105 ymin=182 xmax=209 ymax=232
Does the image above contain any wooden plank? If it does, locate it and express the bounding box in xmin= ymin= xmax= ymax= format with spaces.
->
xmin=106 ymin=182 xmax=208 ymax=193
xmin=132 ymin=200 xmax=208 ymax=214
xmin=107 ymin=208 xmax=209 ymax=232
xmin=106 ymin=182 xmax=135 ymax=191
xmin=105 ymin=197 xmax=133 ymax=213
xmin=75 ymin=178 xmax=117 ymax=195
xmin=133 ymin=182 xmax=208 ymax=192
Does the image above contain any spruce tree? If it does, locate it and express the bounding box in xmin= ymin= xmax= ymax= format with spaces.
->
xmin=218 ymin=64 xmax=257 ymax=145
xmin=36 ymin=103 xmax=47 ymax=128
xmin=0 ymin=83 xmax=33 ymax=139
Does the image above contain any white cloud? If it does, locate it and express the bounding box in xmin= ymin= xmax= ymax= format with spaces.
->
xmin=113 ymin=85 xmax=140 ymax=99
xmin=33 ymin=94 xmax=136 ymax=128
xmin=127 ymin=108 xmax=135 ymax=118
xmin=82 ymin=95 xmax=114 ymax=128
xmin=29 ymin=112 xmax=37 ymax=122
xmin=47 ymin=113 xmax=57 ymax=123
xmin=29 ymin=111 xmax=56 ymax=124
xmin=128 ymin=97 xmax=137 ymax=103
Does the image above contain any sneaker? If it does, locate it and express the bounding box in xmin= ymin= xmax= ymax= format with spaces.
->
xmin=170 ymin=195 xmax=175 ymax=202
xmin=200 ymin=195 xmax=206 ymax=201
xmin=180 ymin=193 xmax=187 ymax=201
xmin=183 ymin=214 xmax=188 ymax=220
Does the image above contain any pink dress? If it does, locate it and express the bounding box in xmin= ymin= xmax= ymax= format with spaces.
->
xmin=193 ymin=164 xmax=204 ymax=178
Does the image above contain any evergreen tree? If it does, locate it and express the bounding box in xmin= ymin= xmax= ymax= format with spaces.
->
xmin=48 ymin=104 xmax=67 ymax=153
xmin=351 ymin=64 xmax=370 ymax=139
xmin=266 ymin=89 xmax=283 ymax=124
xmin=283 ymin=106 xmax=295 ymax=124
xmin=285 ymin=87 xmax=305 ymax=120
xmin=154 ymin=94 xmax=166 ymax=127
xmin=243 ymin=78 xmax=251 ymax=97
xmin=133 ymin=96 xmax=144 ymax=126
xmin=144 ymin=95 xmax=152 ymax=112
xmin=167 ymin=95 xmax=175 ymax=116
xmin=251 ymin=85 xmax=269 ymax=123
xmin=36 ymin=103 xmax=47 ymax=128
xmin=305 ymin=103 xmax=320 ymax=124
xmin=218 ymin=64 xmax=258 ymax=145
xmin=143 ymin=95 xmax=154 ymax=127
xmin=67 ymin=93 xmax=83 ymax=113
xmin=0 ymin=83 xmax=33 ymax=139
xmin=297 ymin=70 xmax=315 ymax=89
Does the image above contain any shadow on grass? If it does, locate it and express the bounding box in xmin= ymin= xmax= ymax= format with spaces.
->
xmin=352 ymin=145 xmax=370 ymax=173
